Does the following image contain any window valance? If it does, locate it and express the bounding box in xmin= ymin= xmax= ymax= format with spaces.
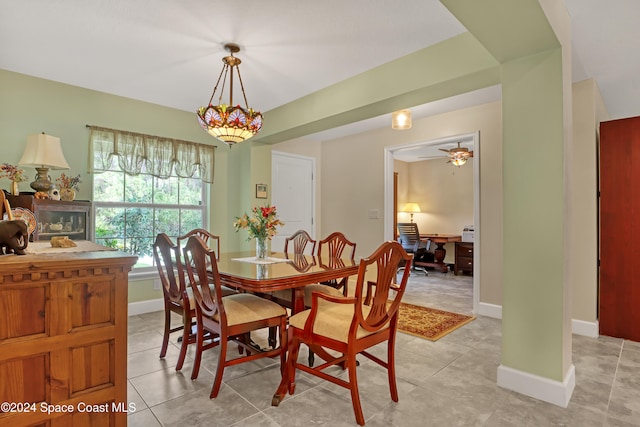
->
xmin=88 ymin=125 xmax=216 ymax=183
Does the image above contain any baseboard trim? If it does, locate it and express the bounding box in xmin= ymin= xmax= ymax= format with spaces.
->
xmin=571 ymin=319 xmax=599 ymax=338
xmin=128 ymin=298 xmax=163 ymax=316
xmin=497 ymin=364 xmax=575 ymax=408
xmin=478 ymin=302 xmax=598 ymax=338
xmin=478 ymin=302 xmax=502 ymax=319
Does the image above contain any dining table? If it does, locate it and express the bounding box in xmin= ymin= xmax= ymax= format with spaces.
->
xmin=215 ymin=250 xmax=359 ymax=315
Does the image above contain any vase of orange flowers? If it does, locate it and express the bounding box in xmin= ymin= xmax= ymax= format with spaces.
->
xmin=233 ymin=205 xmax=284 ymax=259
xmin=0 ymin=163 xmax=27 ymax=196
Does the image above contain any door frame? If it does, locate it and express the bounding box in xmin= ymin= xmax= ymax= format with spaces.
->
xmin=383 ymin=131 xmax=480 ymax=315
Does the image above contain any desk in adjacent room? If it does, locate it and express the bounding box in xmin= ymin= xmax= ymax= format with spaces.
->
xmin=418 ymin=234 xmax=461 ymax=273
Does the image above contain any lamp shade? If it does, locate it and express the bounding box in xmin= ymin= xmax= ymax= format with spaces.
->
xmin=392 ymin=109 xmax=412 ymax=130
xmin=19 ymin=133 xmax=70 ymax=169
xmin=400 ymin=202 xmax=421 ymax=213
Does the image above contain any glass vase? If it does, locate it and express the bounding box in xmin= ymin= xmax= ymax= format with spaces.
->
xmin=11 ymin=180 xmax=19 ymax=196
xmin=255 ymin=237 xmax=267 ymax=259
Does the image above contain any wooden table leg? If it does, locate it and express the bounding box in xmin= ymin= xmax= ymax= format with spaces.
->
xmin=433 ymin=243 xmax=449 ymax=273
xmin=292 ymin=287 xmax=305 ymax=314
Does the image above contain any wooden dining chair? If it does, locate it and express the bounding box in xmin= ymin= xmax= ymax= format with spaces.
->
xmin=153 ymin=233 xmax=199 ymax=372
xmin=182 ymin=235 xmax=288 ymax=398
xmin=269 ymin=229 xmax=319 ymax=308
xmin=314 ymin=231 xmax=357 ymax=298
xmin=153 ymin=230 xmax=233 ymax=372
xmin=177 ymin=228 xmax=220 ymax=257
xmin=284 ymin=229 xmax=317 ymax=255
xmin=282 ymin=240 xmax=412 ymax=425
xmin=302 ymin=231 xmax=357 ymax=366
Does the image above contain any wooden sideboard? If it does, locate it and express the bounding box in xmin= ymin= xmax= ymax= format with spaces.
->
xmin=0 ymin=244 xmax=137 ymax=426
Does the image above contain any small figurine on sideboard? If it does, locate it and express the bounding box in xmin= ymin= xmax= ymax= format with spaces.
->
xmin=0 ymin=220 xmax=29 ymax=255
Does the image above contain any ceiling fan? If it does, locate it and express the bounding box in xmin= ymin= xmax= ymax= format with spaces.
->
xmin=419 ymin=142 xmax=474 ymax=166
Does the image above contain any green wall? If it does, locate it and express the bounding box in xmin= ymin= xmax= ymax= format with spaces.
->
xmin=501 ymin=49 xmax=566 ymax=379
xmin=0 ymin=68 xmax=237 ymax=302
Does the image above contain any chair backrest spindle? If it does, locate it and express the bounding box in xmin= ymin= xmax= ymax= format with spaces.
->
xmin=153 ymin=233 xmax=184 ymax=303
xmin=284 ymin=230 xmax=316 ymax=255
xmin=182 ymin=235 xmax=225 ymax=322
xmin=354 ymin=241 xmax=412 ymax=332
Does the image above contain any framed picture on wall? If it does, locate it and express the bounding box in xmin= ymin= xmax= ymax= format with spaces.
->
xmin=256 ymin=183 xmax=268 ymax=199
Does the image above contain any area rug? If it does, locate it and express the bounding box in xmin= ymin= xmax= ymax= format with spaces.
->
xmin=396 ymin=302 xmax=475 ymax=341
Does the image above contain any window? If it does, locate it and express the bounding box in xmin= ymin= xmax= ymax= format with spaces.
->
xmin=88 ymin=125 xmax=215 ymax=270
xmin=93 ymin=165 xmax=206 ymax=269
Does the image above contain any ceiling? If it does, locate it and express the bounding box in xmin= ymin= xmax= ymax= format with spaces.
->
xmin=1 ymin=0 xmax=638 ymax=156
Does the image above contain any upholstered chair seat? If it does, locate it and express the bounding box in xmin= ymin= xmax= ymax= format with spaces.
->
xmin=289 ymin=298 xmax=389 ymax=343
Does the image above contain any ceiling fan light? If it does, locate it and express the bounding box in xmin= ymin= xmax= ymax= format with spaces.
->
xmin=392 ymin=109 xmax=412 ymax=130
xmin=451 ymin=153 xmax=468 ymax=167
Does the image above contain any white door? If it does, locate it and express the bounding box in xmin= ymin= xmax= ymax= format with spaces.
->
xmin=271 ymin=151 xmax=315 ymax=253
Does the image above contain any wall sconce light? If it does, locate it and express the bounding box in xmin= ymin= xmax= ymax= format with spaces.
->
xmin=19 ymin=132 xmax=70 ymax=192
xmin=400 ymin=202 xmax=421 ymax=222
xmin=392 ymin=109 xmax=412 ymax=130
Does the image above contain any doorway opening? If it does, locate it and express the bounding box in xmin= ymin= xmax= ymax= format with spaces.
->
xmin=383 ymin=131 xmax=480 ymax=315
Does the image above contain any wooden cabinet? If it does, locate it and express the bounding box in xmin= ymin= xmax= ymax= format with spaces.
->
xmin=0 ymin=245 xmax=137 ymax=426
xmin=454 ymin=241 xmax=473 ymax=276
xmin=7 ymin=194 xmax=92 ymax=241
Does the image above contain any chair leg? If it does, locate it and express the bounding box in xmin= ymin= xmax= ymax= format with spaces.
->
xmin=160 ymin=307 xmax=171 ymax=358
xmin=387 ymin=334 xmax=399 ymax=402
xmin=287 ymin=332 xmax=301 ymax=395
xmin=190 ymin=320 xmax=204 ymax=380
xmin=278 ymin=318 xmax=287 ymax=376
xmin=268 ymin=326 xmax=277 ymax=349
xmin=175 ymin=315 xmax=191 ymax=371
xmin=210 ymin=336 xmax=228 ymax=398
xmin=347 ymin=353 xmax=365 ymax=426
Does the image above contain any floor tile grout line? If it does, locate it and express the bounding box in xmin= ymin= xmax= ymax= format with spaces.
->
xmin=605 ymin=340 xmax=624 ymax=417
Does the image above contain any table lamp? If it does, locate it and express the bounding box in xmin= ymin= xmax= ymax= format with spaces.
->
xmin=19 ymin=132 xmax=70 ymax=192
xmin=401 ymin=202 xmax=421 ymax=222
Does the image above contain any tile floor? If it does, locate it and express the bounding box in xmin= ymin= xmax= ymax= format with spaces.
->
xmin=126 ymin=271 xmax=640 ymax=426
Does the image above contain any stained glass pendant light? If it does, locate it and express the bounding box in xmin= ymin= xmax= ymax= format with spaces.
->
xmin=197 ymin=43 xmax=263 ymax=146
